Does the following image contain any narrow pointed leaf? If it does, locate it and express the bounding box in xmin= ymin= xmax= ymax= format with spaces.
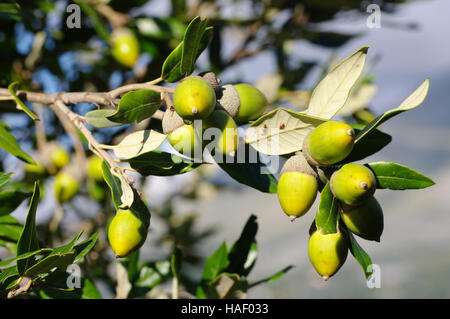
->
xmin=315 ymin=182 xmax=339 ymax=234
xmin=366 ymin=161 xmax=435 ymax=190
xmin=356 ymin=79 xmax=430 ymax=143
xmin=307 ymin=46 xmax=368 ymax=119
xmin=0 ymin=123 xmax=35 ymax=164
xmin=347 ymin=230 xmax=373 ymax=279
xmin=16 ymin=182 xmax=40 ymax=275
xmin=8 ymin=81 xmax=38 ymax=121
xmin=226 ymin=215 xmax=258 ymax=276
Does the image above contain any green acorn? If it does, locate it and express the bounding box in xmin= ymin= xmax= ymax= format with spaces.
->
xmin=277 ymin=154 xmax=318 ymax=221
xmin=173 ymin=76 xmax=216 ymax=120
xmin=330 ymin=163 xmax=376 ymax=206
xmin=218 ymin=83 xmax=268 ymax=124
xmin=54 ymin=171 xmax=80 ymax=204
xmin=108 ymin=209 xmax=148 ymax=258
xmin=340 ymin=197 xmax=384 ymax=242
xmin=203 ymin=109 xmax=239 ymax=156
xmin=308 ymin=229 xmax=348 ymax=280
xmin=303 ymin=121 xmax=355 ymax=167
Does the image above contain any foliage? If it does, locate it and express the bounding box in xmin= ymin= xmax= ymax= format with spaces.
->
xmin=0 ymin=0 xmax=433 ymax=299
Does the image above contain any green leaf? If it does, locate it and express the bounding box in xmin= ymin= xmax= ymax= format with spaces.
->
xmin=16 ymin=183 xmax=40 ymax=275
xmin=85 ymin=109 xmax=122 ymax=128
xmin=101 ymin=161 xmax=134 ymax=209
xmin=23 ymin=251 xmax=76 ymax=279
xmin=346 ymin=230 xmax=373 ymax=279
xmin=366 ymin=161 xmax=435 ymax=190
xmin=205 ymin=273 xmax=248 ymax=299
xmin=38 ymin=273 xmax=101 ymax=299
xmin=0 ymin=248 xmax=52 ymax=268
xmin=341 ymin=125 xmax=392 ymax=163
xmin=217 ymin=144 xmax=278 ymax=194
xmin=0 ymin=190 xmax=32 ymax=216
xmin=315 ymin=182 xmax=339 ymax=235
xmin=356 ymin=79 xmax=430 ymax=143
xmin=161 ymin=16 xmax=213 ymax=82
xmin=127 ymin=151 xmax=202 ymax=176
xmin=0 ymin=266 xmax=19 ymax=291
xmin=181 ymin=17 xmax=208 ymax=75
xmin=134 ymin=261 xmax=171 ymax=290
xmin=248 ymin=265 xmax=294 ymax=288
xmin=226 ymin=215 xmax=258 ymax=276
xmin=51 ymin=232 xmax=83 ymax=256
xmin=0 ymin=172 xmax=13 ymax=189
xmin=73 ymin=232 xmax=100 ymax=263
xmin=8 ymin=81 xmax=39 ymax=121
xmin=307 ymin=46 xmax=369 ymax=119
xmin=245 ymin=107 xmax=327 ymax=155
xmin=112 ymin=129 xmax=167 ymax=159
xmin=106 ymin=90 xmax=161 ymax=124
xmin=129 ymin=189 xmax=151 ymax=228
xmin=161 ymin=42 xmax=183 ymax=82
xmin=0 ymin=218 xmax=23 ymax=242
xmin=0 ymin=122 xmax=35 ymax=164
xmin=201 ymin=242 xmax=229 ymax=282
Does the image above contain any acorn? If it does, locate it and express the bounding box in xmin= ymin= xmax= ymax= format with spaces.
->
xmin=24 ymin=160 xmax=47 ymax=182
xmin=167 ymin=123 xmax=203 ymax=159
xmin=308 ymin=229 xmax=348 ymax=280
xmin=111 ymin=28 xmax=140 ymax=68
xmin=340 ymin=197 xmax=384 ymax=242
xmin=219 ymin=83 xmax=268 ymax=124
xmin=277 ymin=154 xmax=318 ymax=221
xmin=87 ymin=156 xmax=104 ymax=182
xmin=330 ymin=163 xmax=376 ymax=206
xmin=173 ymin=76 xmax=216 ymax=120
xmin=54 ymin=171 xmax=80 ymax=204
xmin=203 ymin=109 xmax=239 ymax=156
xmin=49 ymin=143 xmax=70 ymax=170
xmin=303 ymin=121 xmax=355 ymax=167
xmin=108 ymin=209 xmax=148 ymax=258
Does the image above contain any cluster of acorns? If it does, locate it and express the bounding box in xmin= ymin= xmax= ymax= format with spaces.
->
xmin=277 ymin=121 xmax=383 ymax=280
xmin=111 ymin=74 xmax=271 ymax=258
xmin=163 ymin=73 xmax=269 ymax=159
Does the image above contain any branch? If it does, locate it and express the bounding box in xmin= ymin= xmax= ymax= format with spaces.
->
xmin=49 ymin=103 xmax=87 ymax=171
xmin=53 ymin=99 xmax=129 ymax=183
xmin=0 ymin=83 xmax=174 ymax=107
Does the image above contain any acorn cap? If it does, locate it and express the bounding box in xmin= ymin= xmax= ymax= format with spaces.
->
xmin=199 ymin=71 xmax=222 ymax=92
xmin=280 ymin=153 xmax=317 ymax=178
xmin=162 ymin=107 xmax=185 ymax=135
xmin=217 ymin=84 xmax=240 ymax=118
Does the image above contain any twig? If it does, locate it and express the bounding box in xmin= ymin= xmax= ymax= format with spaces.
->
xmin=0 ymin=83 xmax=174 ymax=107
xmin=53 ymin=100 xmax=126 ymax=181
xmin=50 ymin=103 xmax=87 ymax=171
